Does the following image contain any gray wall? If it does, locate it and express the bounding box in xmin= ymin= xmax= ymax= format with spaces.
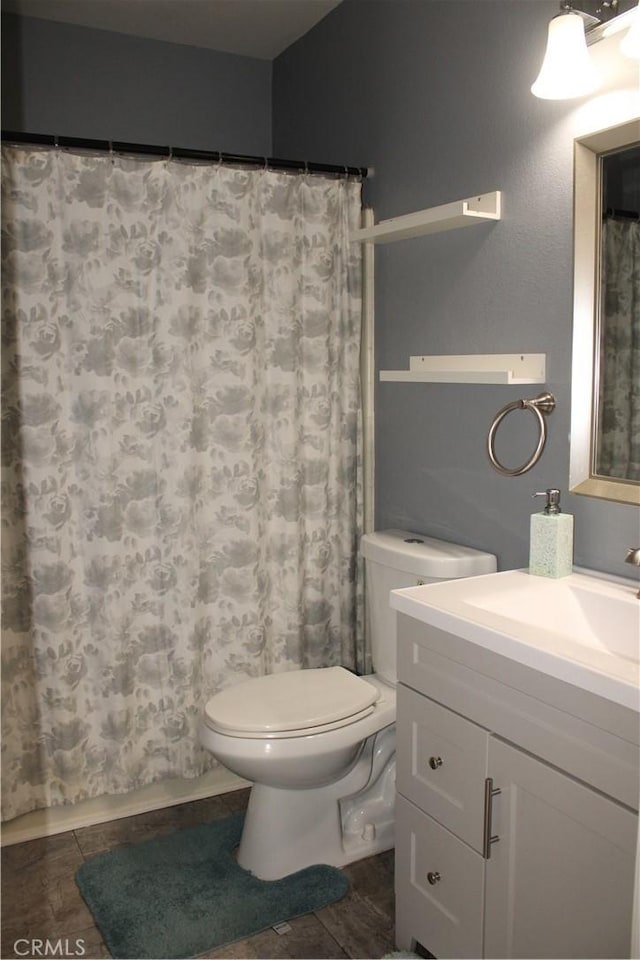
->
xmin=2 ymin=5 xmax=636 ymax=577
xmin=2 ymin=13 xmax=272 ymax=154
xmin=273 ymin=0 xmax=639 ymax=576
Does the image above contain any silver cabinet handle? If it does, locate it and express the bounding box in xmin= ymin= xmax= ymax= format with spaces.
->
xmin=483 ymin=776 xmax=501 ymax=859
xmin=428 ymin=756 xmax=443 ymax=770
xmin=427 ymin=871 xmax=441 ymax=885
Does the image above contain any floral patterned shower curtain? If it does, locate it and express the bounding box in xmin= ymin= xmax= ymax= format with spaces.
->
xmin=597 ymin=217 xmax=640 ymax=481
xmin=1 ymin=145 xmax=363 ymax=821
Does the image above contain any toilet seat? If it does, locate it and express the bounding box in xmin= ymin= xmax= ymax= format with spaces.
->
xmin=204 ymin=666 xmax=380 ymax=739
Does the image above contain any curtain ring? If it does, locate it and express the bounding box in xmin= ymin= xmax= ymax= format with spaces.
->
xmin=487 ymin=392 xmax=556 ymax=477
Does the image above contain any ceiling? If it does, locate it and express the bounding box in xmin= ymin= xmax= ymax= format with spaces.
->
xmin=1 ymin=0 xmax=342 ymax=60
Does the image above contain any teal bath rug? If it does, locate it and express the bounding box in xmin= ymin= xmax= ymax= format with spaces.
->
xmin=76 ymin=812 xmax=349 ymax=959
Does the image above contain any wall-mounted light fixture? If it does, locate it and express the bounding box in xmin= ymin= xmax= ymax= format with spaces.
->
xmin=604 ymin=0 xmax=640 ymax=57
xmin=531 ymin=0 xmax=640 ymax=99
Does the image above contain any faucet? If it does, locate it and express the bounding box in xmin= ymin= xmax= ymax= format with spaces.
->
xmin=624 ymin=548 xmax=640 ymax=598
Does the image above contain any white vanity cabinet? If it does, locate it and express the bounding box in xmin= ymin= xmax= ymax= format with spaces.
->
xmin=484 ymin=737 xmax=636 ymax=959
xmin=395 ymin=613 xmax=639 ymax=960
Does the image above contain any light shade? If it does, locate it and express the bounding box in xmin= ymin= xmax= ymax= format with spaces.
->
xmin=621 ymin=1 xmax=640 ymax=58
xmin=603 ymin=0 xmax=640 ymax=55
xmin=531 ymin=12 xmax=599 ymax=100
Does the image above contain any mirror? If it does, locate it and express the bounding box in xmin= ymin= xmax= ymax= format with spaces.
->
xmin=569 ymin=117 xmax=640 ymax=506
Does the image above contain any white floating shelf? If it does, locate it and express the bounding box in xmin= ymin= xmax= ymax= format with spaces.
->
xmin=380 ymin=354 xmax=546 ymax=385
xmin=351 ymin=191 xmax=501 ymax=244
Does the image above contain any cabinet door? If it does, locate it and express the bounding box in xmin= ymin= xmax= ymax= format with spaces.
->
xmin=395 ymin=794 xmax=485 ymax=959
xmin=485 ymin=737 xmax=637 ymax=959
xmin=397 ymin=684 xmax=490 ymax=851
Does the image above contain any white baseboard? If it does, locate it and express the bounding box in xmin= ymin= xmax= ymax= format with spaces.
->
xmin=1 ymin=768 xmax=251 ymax=847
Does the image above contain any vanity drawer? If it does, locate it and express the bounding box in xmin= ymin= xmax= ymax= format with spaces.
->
xmin=397 ymin=684 xmax=489 ymax=851
xmin=395 ymin=794 xmax=485 ymax=959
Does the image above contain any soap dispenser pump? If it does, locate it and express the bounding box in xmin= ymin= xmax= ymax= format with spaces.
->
xmin=529 ymin=487 xmax=574 ymax=578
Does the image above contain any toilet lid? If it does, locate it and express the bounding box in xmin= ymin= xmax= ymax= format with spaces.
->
xmin=204 ymin=666 xmax=379 ymax=736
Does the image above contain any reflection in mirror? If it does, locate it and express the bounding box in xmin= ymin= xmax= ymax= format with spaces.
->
xmin=570 ymin=118 xmax=640 ymax=505
xmin=596 ymin=144 xmax=640 ymax=482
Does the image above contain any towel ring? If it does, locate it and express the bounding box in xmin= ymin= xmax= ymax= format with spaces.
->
xmin=487 ymin=392 xmax=556 ymax=477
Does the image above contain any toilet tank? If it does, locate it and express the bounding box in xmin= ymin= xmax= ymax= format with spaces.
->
xmin=360 ymin=528 xmax=497 ymax=686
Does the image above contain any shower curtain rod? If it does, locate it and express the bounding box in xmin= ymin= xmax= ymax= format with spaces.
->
xmin=1 ymin=130 xmax=368 ymax=179
xmin=604 ymin=206 xmax=639 ymax=220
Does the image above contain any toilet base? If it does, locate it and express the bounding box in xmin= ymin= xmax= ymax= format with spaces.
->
xmin=237 ymin=725 xmax=396 ymax=880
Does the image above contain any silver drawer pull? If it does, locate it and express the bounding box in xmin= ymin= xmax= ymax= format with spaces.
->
xmin=427 ymin=871 xmax=441 ymax=885
xmin=483 ymin=777 xmax=502 ymax=860
xmin=428 ymin=756 xmax=443 ymax=770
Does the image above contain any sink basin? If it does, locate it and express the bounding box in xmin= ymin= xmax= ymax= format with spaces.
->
xmin=390 ymin=568 xmax=640 ymax=711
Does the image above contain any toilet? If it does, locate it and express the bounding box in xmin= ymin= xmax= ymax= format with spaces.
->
xmin=199 ymin=528 xmax=496 ymax=879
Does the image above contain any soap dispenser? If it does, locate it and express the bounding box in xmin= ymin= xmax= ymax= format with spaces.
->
xmin=529 ymin=488 xmax=574 ymax=578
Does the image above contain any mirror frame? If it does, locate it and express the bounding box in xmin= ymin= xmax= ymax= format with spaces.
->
xmin=569 ymin=117 xmax=640 ymax=506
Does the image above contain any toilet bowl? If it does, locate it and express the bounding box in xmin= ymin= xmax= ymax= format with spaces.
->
xmin=200 ymin=669 xmax=396 ymax=879
xmin=200 ymin=529 xmax=497 ymax=879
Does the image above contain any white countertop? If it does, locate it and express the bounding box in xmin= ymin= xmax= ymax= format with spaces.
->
xmin=391 ymin=568 xmax=640 ymax=712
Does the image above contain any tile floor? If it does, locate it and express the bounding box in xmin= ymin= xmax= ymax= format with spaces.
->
xmin=1 ymin=788 xmax=398 ymax=960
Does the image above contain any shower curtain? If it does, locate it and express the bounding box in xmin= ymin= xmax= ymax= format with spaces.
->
xmin=1 ymin=145 xmax=363 ymax=821
xmin=597 ymin=217 xmax=640 ymax=481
